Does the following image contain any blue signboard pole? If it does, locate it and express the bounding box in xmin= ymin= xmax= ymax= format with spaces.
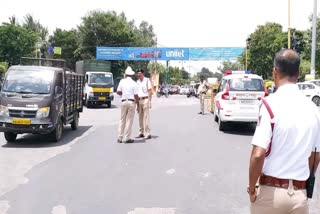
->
xmin=165 ymin=60 xmax=169 ymax=84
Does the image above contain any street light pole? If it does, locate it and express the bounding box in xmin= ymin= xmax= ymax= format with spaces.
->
xmin=288 ymin=0 xmax=291 ymax=49
xmin=311 ymin=0 xmax=317 ymax=76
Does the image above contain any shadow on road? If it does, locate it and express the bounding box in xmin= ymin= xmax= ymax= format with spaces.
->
xmin=85 ymin=104 xmax=118 ymax=109
xmin=126 ymin=135 xmax=159 ymax=144
xmin=222 ymin=122 xmax=256 ymax=136
xmin=1 ymin=125 xmax=92 ymax=148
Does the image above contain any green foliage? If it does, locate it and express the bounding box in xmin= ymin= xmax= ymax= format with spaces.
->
xmin=0 ymin=62 xmax=8 ymax=74
xmin=218 ymin=60 xmax=244 ymax=72
xmin=23 ymin=14 xmax=48 ymax=42
xmin=49 ymin=28 xmax=80 ymax=70
xmin=77 ymin=10 xmax=156 ymax=77
xmin=0 ymin=24 xmax=38 ymax=65
xmin=299 ymin=60 xmax=311 ymax=81
xmin=248 ymin=23 xmax=286 ymax=79
xmin=197 ymin=67 xmax=214 ymax=79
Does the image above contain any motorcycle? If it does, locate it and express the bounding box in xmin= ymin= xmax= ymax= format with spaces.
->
xmin=187 ymin=89 xmax=198 ymax=98
xmin=157 ymin=88 xmax=169 ymax=98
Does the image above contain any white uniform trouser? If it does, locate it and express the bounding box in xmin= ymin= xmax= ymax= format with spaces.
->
xmin=200 ymin=94 xmax=205 ymax=113
xmin=118 ymin=100 xmax=136 ymax=141
xmin=251 ymin=184 xmax=308 ymax=214
xmin=138 ymin=99 xmax=151 ymax=136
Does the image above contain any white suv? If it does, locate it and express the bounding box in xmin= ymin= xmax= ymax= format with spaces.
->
xmin=214 ymin=72 xmax=267 ymax=131
xmin=297 ymin=82 xmax=320 ymax=106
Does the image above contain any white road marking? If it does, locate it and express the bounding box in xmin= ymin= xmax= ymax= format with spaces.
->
xmin=0 ymin=201 xmax=9 ymax=214
xmin=51 ymin=205 xmax=67 ymax=214
xmin=166 ymin=169 xmax=176 ymax=175
xmin=201 ymin=172 xmax=210 ymax=178
xmin=128 ymin=208 xmax=176 ymax=214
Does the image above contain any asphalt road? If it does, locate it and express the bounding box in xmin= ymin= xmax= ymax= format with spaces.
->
xmin=0 ymin=96 xmax=319 ymax=214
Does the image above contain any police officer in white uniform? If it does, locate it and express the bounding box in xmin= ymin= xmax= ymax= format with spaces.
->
xmin=136 ymin=69 xmax=152 ymax=140
xmin=116 ymin=66 xmax=139 ymax=143
xmin=198 ymin=77 xmax=209 ymax=115
xmin=248 ymin=49 xmax=320 ymax=213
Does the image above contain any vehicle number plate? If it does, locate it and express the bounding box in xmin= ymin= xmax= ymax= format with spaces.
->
xmin=12 ymin=118 xmax=31 ymax=125
xmin=241 ymin=100 xmax=254 ymax=104
xmin=98 ymin=97 xmax=106 ymax=101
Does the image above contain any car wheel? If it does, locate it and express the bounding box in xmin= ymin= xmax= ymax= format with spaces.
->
xmin=312 ymin=96 xmax=320 ymax=106
xmin=214 ymin=111 xmax=218 ymax=123
xmin=4 ymin=132 xmax=17 ymax=143
xmin=218 ymin=112 xmax=227 ymax=131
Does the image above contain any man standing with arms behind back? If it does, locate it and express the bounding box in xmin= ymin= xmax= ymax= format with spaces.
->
xmin=249 ymin=49 xmax=320 ymax=214
xmin=136 ymin=69 xmax=152 ymax=140
xmin=117 ymin=66 xmax=139 ymax=144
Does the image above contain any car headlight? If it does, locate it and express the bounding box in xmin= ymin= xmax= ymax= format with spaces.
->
xmin=36 ymin=107 xmax=50 ymax=118
xmin=0 ymin=105 xmax=9 ymax=116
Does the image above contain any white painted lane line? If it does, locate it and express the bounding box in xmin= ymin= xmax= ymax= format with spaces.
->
xmin=51 ymin=205 xmax=67 ymax=214
xmin=128 ymin=208 xmax=176 ymax=214
xmin=165 ymin=169 xmax=176 ymax=175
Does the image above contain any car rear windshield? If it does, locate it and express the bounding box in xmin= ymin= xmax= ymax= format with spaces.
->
xmin=228 ymin=78 xmax=264 ymax=91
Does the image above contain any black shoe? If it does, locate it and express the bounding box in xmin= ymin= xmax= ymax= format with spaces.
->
xmin=136 ymin=134 xmax=145 ymax=138
xmin=124 ymin=139 xmax=134 ymax=143
xmin=117 ymin=139 xmax=122 ymax=143
xmin=145 ymin=135 xmax=152 ymax=140
xmin=198 ymin=112 xmax=203 ymax=115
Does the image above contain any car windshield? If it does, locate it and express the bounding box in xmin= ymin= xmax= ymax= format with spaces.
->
xmin=2 ymin=68 xmax=54 ymax=94
xmin=310 ymin=81 xmax=320 ymax=87
xmin=229 ymin=78 xmax=264 ymax=91
xmin=89 ymin=73 xmax=113 ymax=85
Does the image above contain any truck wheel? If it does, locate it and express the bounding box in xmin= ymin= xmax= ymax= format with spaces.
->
xmin=107 ymin=101 xmax=111 ymax=108
xmin=71 ymin=112 xmax=79 ymax=131
xmin=4 ymin=132 xmax=17 ymax=143
xmin=50 ymin=119 xmax=64 ymax=142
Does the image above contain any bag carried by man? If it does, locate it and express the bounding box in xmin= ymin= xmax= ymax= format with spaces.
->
xmin=306 ymin=148 xmax=317 ymax=198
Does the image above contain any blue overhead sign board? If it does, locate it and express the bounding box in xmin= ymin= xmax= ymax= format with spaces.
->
xmin=96 ymin=47 xmax=244 ymax=61
xmin=96 ymin=47 xmax=189 ymax=61
xmin=189 ymin=47 xmax=244 ymax=61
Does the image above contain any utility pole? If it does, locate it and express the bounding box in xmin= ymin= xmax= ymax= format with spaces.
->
xmin=155 ymin=37 xmax=157 ymax=74
xmin=288 ymin=0 xmax=291 ymax=49
xmin=311 ymin=0 xmax=317 ymax=76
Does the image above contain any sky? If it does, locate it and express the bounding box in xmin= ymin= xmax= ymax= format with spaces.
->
xmin=0 ymin=0 xmax=317 ymax=73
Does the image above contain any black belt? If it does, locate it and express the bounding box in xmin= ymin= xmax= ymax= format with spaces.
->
xmin=139 ymin=96 xmax=148 ymax=100
xmin=122 ymin=99 xmax=135 ymax=102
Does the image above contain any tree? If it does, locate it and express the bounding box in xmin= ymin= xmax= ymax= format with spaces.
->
xmin=248 ymin=23 xmax=287 ymax=79
xmin=0 ymin=62 xmax=8 ymax=75
xmin=181 ymin=67 xmax=190 ymax=80
xmin=78 ymin=10 xmax=156 ymax=77
xmin=197 ymin=67 xmax=214 ymax=79
xmin=49 ymin=28 xmax=80 ymax=70
xmin=217 ymin=60 xmax=244 ymax=72
xmin=0 ymin=25 xmax=38 ymax=65
xmin=23 ymin=14 xmax=48 ymax=42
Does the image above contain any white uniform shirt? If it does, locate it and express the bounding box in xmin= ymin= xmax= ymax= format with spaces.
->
xmin=198 ymin=81 xmax=208 ymax=94
xmin=137 ymin=77 xmax=152 ymax=98
xmin=252 ymin=84 xmax=320 ymax=181
xmin=117 ymin=77 xmax=138 ymax=100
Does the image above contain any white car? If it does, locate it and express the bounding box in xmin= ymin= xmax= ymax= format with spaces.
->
xmin=213 ymin=71 xmax=267 ymax=131
xmin=297 ymin=82 xmax=320 ymax=106
xmin=180 ymin=85 xmax=190 ymax=95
